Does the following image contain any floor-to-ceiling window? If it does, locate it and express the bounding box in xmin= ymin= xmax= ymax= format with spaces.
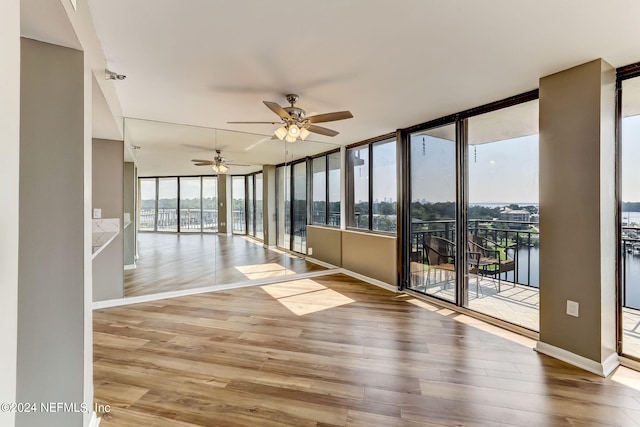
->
xmin=247 ymin=175 xmax=254 ymax=236
xmin=139 ymin=178 xmax=157 ymax=231
xmin=620 ymin=73 xmax=640 ymax=359
xmin=232 ymin=176 xmax=246 ymax=234
xmin=277 ymin=165 xmax=291 ymax=250
xmin=139 ymin=176 xmax=218 ymax=233
xmin=157 ymin=178 xmax=178 ymax=232
xmin=407 ymin=124 xmax=457 ymax=303
xmin=255 ymin=172 xmax=264 ymax=240
xmin=466 ymin=100 xmax=539 ymax=331
xmin=292 ymin=161 xmax=307 ymax=253
xmin=202 ymin=176 xmax=218 ymax=232
xmin=275 ymin=159 xmax=310 ymax=254
xmin=328 ymin=151 xmax=341 ymax=227
xmin=402 ymin=92 xmax=539 ymax=327
xmin=179 ymin=177 xmax=202 ymax=232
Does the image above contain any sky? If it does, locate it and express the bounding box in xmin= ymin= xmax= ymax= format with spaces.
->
xmin=622 ymin=115 xmax=640 ymax=202
xmin=351 ymin=128 xmax=540 ymax=204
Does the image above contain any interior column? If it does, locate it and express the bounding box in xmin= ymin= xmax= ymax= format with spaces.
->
xmin=17 ymin=38 xmax=89 ymax=426
xmin=537 ymin=58 xmax=618 ymax=376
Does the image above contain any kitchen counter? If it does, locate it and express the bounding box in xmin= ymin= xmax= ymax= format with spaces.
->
xmin=92 ymin=218 xmax=120 ymax=259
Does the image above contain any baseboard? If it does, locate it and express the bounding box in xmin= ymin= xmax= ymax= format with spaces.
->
xmin=88 ymin=412 xmax=101 ymax=427
xmin=338 ymin=269 xmax=398 ymax=293
xmin=124 ymin=263 xmax=136 ymax=270
xmin=305 ymin=257 xmax=339 ymax=270
xmin=535 ymin=341 xmax=619 ymax=377
xmin=618 ymin=355 xmax=640 ymax=372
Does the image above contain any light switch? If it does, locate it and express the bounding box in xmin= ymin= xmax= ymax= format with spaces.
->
xmin=93 ymin=208 xmax=102 ymax=219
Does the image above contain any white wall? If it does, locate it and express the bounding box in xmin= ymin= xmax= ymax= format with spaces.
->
xmin=0 ymin=1 xmax=21 ymax=426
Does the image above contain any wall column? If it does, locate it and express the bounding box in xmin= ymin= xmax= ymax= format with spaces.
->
xmin=217 ymin=174 xmax=232 ymax=235
xmin=17 ymin=38 xmax=89 ymax=426
xmin=537 ymin=58 xmax=618 ymax=376
xmin=124 ymin=162 xmax=137 ymax=268
xmin=92 ymin=138 xmax=124 ymax=301
xmin=262 ymin=165 xmax=277 ymax=247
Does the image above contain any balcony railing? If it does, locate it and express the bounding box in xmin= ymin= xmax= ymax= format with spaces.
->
xmin=411 ymin=220 xmax=640 ymax=311
xmin=411 ymin=218 xmax=539 ymax=288
xmin=140 ymin=208 xmax=219 ymax=232
xmin=621 ymin=226 xmax=640 ymax=310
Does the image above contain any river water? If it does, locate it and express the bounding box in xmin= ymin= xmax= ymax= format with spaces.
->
xmin=504 ymin=247 xmax=640 ymax=310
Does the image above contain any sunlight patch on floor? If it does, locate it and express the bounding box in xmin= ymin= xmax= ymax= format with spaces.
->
xmin=611 ymin=366 xmax=640 ymax=391
xmin=404 ymin=298 xmax=536 ymax=348
xmin=261 ymin=278 xmax=354 ymax=316
xmin=453 ymin=313 xmax=536 ymax=348
xmin=235 ymin=263 xmax=295 ymax=280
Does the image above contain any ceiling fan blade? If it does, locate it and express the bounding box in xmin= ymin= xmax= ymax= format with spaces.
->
xmin=307 ymin=124 xmax=339 ymax=137
xmin=227 ymin=163 xmax=251 ymax=167
xmin=181 ymin=143 xmax=214 ymax=151
xmin=305 ymin=111 xmax=353 ymax=124
xmin=227 ymin=121 xmax=281 ymax=124
xmin=194 ymin=163 xmax=214 ymax=166
xmin=191 ymin=159 xmax=214 ymax=163
xmin=263 ymin=101 xmax=292 ymax=120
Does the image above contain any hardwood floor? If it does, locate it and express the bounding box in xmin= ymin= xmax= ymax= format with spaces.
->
xmin=94 ymin=274 xmax=640 ymax=426
xmin=125 ymin=233 xmax=326 ymax=297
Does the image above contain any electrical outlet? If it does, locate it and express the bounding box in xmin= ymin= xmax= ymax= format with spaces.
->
xmin=93 ymin=208 xmax=102 ymax=219
xmin=566 ymin=300 xmax=579 ymax=317
xmin=308 ymin=247 xmax=313 ymax=256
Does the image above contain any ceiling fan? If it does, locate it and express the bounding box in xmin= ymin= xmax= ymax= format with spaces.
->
xmin=228 ymin=94 xmax=353 ymax=142
xmin=191 ymin=149 xmax=247 ymax=173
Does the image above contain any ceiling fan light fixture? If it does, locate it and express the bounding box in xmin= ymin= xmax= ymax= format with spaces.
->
xmin=274 ymin=126 xmax=288 ymax=140
xmin=285 ymin=134 xmax=297 ymax=143
xmin=299 ymin=127 xmax=310 ymax=140
xmin=288 ymin=124 xmax=300 ymax=137
xmin=211 ymin=163 xmax=229 ymax=173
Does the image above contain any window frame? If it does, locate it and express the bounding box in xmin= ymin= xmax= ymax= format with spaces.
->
xmin=346 ymin=134 xmax=397 ymax=235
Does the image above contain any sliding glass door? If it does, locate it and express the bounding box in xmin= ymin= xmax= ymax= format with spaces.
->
xmin=407 ymin=124 xmax=457 ymax=303
xmin=466 ymin=100 xmax=539 ymax=331
xmin=620 ymin=75 xmax=640 ymax=360
xmin=255 ymin=173 xmax=264 ymax=240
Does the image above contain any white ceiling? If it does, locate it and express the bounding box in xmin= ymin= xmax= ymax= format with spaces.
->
xmin=85 ymin=0 xmax=640 ymax=175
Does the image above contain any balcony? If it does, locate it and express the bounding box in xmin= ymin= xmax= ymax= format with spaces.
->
xmin=410 ymin=220 xmax=640 ymax=358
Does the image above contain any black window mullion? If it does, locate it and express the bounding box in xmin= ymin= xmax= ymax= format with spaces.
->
xmin=290 ymin=164 xmax=295 ymax=250
xmin=456 ymin=118 xmax=469 ymax=308
xmin=368 ymin=144 xmax=374 ymax=230
xmin=154 ymin=177 xmax=159 ymax=232
xmin=325 ymin=155 xmax=330 ymax=225
xmin=177 ymin=178 xmax=181 ymax=233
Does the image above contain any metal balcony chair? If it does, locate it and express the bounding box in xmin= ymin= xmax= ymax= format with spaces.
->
xmin=423 ymin=236 xmax=456 ymax=291
xmin=467 ymin=234 xmax=515 ymax=293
